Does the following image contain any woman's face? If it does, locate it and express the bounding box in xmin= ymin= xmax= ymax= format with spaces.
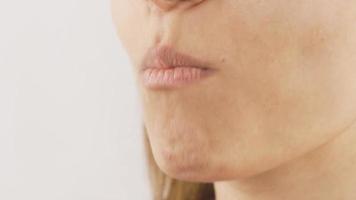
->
xmin=112 ymin=0 xmax=356 ymax=181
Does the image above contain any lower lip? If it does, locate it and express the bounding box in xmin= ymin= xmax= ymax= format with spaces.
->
xmin=141 ymin=66 xmax=214 ymax=89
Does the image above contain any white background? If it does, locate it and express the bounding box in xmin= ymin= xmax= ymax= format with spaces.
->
xmin=0 ymin=0 xmax=151 ymax=199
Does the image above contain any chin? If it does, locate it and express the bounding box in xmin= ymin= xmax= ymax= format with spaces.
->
xmin=150 ymin=134 xmax=296 ymax=183
xmin=149 ymin=138 xmax=215 ymax=182
xmin=146 ymin=121 xmax=283 ymax=182
xmin=150 ymin=141 xmax=256 ymax=182
xmin=155 ymin=155 xmax=216 ymax=182
xmin=153 ymin=150 xmax=265 ymax=182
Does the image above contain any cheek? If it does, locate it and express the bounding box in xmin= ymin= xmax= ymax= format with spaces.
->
xmin=111 ymin=0 xmax=132 ymax=41
xmin=220 ymin=0 xmax=356 ymax=117
xmin=111 ymin=0 xmax=150 ymax=66
xmin=213 ymin=1 xmax=356 ymax=161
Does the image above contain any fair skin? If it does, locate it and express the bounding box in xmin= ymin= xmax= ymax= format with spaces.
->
xmin=111 ymin=0 xmax=356 ymax=199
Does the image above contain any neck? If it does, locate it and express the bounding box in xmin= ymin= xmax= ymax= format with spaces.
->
xmin=214 ymin=121 xmax=356 ymax=200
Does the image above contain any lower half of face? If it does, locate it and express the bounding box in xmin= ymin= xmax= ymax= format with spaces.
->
xmin=112 ymin=0 xmax=356 ymax=181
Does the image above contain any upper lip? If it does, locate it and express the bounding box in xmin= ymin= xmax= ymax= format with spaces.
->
xmin=140 ymin=45 xmax=210 ymax=71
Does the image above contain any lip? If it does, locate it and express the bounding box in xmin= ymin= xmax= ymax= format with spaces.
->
xmin=140 ymin=45 xmax=215 ymax=90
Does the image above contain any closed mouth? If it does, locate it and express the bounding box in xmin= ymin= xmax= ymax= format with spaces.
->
xmin=140 ymin=45 xmax=215 ymax=89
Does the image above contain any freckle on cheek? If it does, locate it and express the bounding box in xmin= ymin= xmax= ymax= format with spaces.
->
xmin=221 ymin=57 xmax=226 ymax=63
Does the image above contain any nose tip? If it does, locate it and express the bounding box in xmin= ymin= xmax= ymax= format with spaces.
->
xmin=150 ymin=0 xmax=205 ymax=12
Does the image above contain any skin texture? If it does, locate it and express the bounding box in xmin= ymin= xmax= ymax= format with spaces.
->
xmin=112 ymin=0 xmax=356 ymax=199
